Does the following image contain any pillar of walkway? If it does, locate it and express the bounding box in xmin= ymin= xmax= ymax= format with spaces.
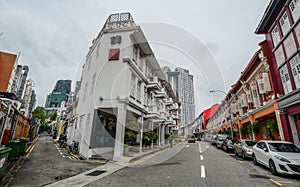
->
xmin=113 ymin=102 xmax=127 ymax=161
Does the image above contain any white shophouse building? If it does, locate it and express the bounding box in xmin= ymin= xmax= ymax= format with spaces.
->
xmin=69 ymin=13 xmax=178 ymax=160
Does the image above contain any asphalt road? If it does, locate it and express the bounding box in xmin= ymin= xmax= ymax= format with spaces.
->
xmin=8 ymin=133 xmax=101 ymax=187
xmin=85 ymin=141 xmax=300 ymax=187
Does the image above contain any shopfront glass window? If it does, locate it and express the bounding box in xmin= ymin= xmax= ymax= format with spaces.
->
xmin=290 ymin=54 xmax=300 ymax=89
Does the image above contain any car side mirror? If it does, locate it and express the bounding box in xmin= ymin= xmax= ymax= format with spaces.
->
xmin=263 ymin=147 xmax=268 ymax=152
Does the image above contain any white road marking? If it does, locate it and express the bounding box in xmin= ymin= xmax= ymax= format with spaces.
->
xmin=199 ymin=150 xmax=203 ymax=154
xmin=200 ymin=155 xmax=203 ymax=161
xmin=201 ymin=165 xmax=206 ymax=178
xmin=186 ymin=145 xmax=190 ymax=148
xmin=206 ymin=145 xmax=209 ymax=149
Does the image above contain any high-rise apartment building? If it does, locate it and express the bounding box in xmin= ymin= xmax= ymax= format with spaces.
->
xmin=45 ymin=79 xmax=71 ymax=109
xmin=163 ymin=66 xmax=195 ymax=126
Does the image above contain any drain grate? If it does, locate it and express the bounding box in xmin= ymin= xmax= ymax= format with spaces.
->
xmin=86 ymin=170 xmax=106 ymax=176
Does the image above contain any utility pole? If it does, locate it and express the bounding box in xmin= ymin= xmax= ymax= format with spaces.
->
xmin=210 ymin=90 xmax=234 ymax=140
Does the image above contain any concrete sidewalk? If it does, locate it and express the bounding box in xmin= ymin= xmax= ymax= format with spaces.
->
xmin=46 ymin=141 xmax=186 ymax=187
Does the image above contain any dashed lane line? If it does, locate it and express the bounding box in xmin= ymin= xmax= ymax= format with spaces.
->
xmin=201 ymin=165 xmax=206 ymax=178
xmin=186 ymin=145 xmax=190 ymax=148
xmin=200 ymin=155 xmax=203 ymax=161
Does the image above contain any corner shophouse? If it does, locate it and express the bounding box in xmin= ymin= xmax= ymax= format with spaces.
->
xmin=207 ymin=41 xmax=283 ymax=141
xmin=256 ymin=0 xmax=300 ymax=145
xmin=68 ymin=13 xmax=178 ymax=160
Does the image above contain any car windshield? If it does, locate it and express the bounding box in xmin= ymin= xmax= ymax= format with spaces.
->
xmin=267 ymin=143 xmax=300 ymax=153
xmin=218 ymin=136 xmax=227 ymax=141
xmin=243 ymin=141 xmax=256 ymax=146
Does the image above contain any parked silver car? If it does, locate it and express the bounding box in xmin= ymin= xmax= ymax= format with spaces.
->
xmin=252 ymin=140 xmax=300 ymax=175
xmin=234 ymin=139 xmax=256 ymax=159
xmin=216 ymin=134 xmax=229 ymax=149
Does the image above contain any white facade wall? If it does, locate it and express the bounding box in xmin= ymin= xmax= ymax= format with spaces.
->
xmin=73 ymin=13 xmax=177 ymax=159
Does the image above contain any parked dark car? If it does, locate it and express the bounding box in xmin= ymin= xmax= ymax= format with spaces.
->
xmin=187 ymin=135 xmax=196 ymax=143
xmin=222 ymin=138 xmax=235 ymax=152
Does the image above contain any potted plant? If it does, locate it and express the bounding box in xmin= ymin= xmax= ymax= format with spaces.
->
xmin=252 ymin=123 xmax=260 ymax=137
xmin=241 ymin=125 xmax=248 ymax=137
xmin=267 ymin=119 xmax=279 ymax=140
xmin=123 ymin=144 xmax=131 ymax=156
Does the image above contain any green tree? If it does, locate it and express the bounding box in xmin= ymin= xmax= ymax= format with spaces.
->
xmin=32 ymin=107 xmax=46 ymax=123
xmin=267 ymin=119 xmax=279 ymax=134
xmin=48 ymin=111 xmax=58 ymax=122
xmin=241 ymin=125 xmax=248 ymax=136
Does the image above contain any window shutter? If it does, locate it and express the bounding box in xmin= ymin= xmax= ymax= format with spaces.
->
xmin=251 ymin=83 xmax=259 ymax=107
xmin=241 ymin=93 xmax=248 ymax=107
xmin=246 ymin=90 xmax=253 ymax=103
xmin=257 ymin=78 xmax=266 ymax=94
xmin=262 ymin=72 xmax=271 ymax=92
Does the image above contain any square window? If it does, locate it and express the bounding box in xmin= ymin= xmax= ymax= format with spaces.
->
xmin=108 ymin=48 xmax=120 ymax=60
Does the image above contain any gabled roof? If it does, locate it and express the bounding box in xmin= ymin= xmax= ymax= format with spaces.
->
xmin=255 ymin=0 xmax=286 ymax=34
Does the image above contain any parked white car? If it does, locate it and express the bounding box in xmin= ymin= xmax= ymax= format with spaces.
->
xmin=252 ymin=140 xmax=300 ymax=175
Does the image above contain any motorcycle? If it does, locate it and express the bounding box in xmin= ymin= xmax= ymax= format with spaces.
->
xmin=70 ymin=141 xmax=79 ymax=154
xmin=59 ymin=134 xmax=67 ymax=148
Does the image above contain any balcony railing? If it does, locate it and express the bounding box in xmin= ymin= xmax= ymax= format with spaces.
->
xmin=154 ymin=88 xmax=167 ymax=98
xmin=146 ymin=76 xmax=161 ymax=90
xmin=163 ymin=97 xmax=173 ymax=106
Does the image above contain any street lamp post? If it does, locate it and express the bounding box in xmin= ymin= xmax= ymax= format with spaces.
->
xmin=210 ymin=90 xmax=234 ymax=140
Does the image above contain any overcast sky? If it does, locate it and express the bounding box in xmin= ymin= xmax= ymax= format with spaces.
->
xmin=0 ymin=0 xmax=269 ymax=115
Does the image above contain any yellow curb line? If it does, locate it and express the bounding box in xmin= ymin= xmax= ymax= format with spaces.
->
xmin=269 ymin=178 xmax=282 ymax=186
xmin=276 ymin=181 xmax=293 ymax=184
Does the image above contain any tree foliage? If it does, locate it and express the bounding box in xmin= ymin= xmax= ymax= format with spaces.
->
xmin=48 ymin=111 xmax=58 ymax=122
xmin=32 ymin=107 xmax=46 ymax=123
xmin=267 ymin=119 xmax=279 ymax=134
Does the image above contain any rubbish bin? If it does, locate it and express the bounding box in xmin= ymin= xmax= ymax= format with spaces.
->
xmin=0 ymin=147 xmax=12 ymax=180
xmin=17 ymin=138 xmax=29 ymax=156
xmin=7 ymin=140 xmax=20 ymax=160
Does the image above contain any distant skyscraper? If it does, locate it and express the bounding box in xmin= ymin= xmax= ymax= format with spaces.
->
xmin=45 ymin=79 xmax=71 ymax=108
xmin=163 ymin=66 xmax=195 ymax=125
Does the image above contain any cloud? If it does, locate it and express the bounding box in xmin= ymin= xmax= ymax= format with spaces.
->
xmin=0 ymin=0 xmax=269 ymax=113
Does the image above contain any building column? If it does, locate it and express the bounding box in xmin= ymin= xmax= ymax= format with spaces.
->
xmin=150 ymin=120 xmax=154 ymax=149
xmin=139 ymin=115 xmax=143 ymax=153
xmin=161 ymin=124 xmax=165 ymax=146
xmin=158 ymin=124 xmax=161 ymax=147
xmin=113 ymin=102 xmax=127 ymax=161
xmin=275 ymin=110 xmax=285 ymax=141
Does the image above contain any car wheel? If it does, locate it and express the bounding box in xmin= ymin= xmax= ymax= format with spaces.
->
xmin=253 ymin=154 xmax=258 ymax=166
xmin=269 ymin=160 xmax=277 ymax=175
xmin=242 ymin=151 xmax=245 ymax=159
